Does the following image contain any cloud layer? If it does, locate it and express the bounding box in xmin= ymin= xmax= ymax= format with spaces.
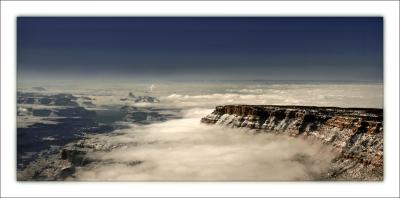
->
xmin=161 ymin=84 xmax=383 ymax=108
xmin=18 ymin=82 xmax=383 ymax=109
xmin=73 ymin=108 xmax=337 ymax=181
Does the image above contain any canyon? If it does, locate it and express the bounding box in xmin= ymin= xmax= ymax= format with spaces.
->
xmin=201 ymin=105 xmax=384 ymax=181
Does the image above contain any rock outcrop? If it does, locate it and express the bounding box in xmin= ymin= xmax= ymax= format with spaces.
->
xmin=125 ymin=92 xmax=160 ymax=103
xmin=201 ymin=105 xmax=384 ymax=181
xmin=17 ymin=92 xmax=79 ymax=106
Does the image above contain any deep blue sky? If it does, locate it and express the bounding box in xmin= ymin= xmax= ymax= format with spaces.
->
xmin=17 ymin=17 xmax=383 ymax=81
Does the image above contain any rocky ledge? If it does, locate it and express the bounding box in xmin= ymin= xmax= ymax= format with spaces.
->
xmin=201 ymin=105 xmax=384 ymax=181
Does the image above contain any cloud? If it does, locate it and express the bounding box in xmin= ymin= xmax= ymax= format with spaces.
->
xmin=160 ymin=84 xmax=383 ymax=108
xmin=18 ymin=82 xmax=383 ymax=109
xmin=73 ymin=108 xmax=338 ymax=181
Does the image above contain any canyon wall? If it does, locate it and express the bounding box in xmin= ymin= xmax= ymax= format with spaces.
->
xmin=201 ymin=105 xmax=384 ymax=181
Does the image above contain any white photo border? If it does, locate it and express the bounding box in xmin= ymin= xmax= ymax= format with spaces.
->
xmin=1 ymin=1 xmax=399 ymax=197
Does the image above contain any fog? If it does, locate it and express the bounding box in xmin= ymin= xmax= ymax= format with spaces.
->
xmin=162 ymin=84 xmax=382 ymax=108
xmin=18 ymin=81 xmax=383 ymax=109
xmin=73 ymin=108 xmax=337 ymax=181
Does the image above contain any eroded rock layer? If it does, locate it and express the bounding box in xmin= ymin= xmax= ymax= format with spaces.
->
xmin=201 ymin=105 xmax=384 ymax=181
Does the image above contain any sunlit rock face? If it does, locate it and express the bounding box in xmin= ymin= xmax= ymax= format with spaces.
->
xmin=201 ymin=105 xmax=383 ymax=181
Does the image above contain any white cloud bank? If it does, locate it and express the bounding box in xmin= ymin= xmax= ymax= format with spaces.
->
xmin=73 ymin=108 xmax=337 ymax=181
xmin=19 ymin=82 xmax=383 ymax=109
xmin=161 ymin=84 xmax=383 ymax=108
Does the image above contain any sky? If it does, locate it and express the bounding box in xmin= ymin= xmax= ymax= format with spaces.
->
xmin=17 ymin=17 xmax=383 ymax=82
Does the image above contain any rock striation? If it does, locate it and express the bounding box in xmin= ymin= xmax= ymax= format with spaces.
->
xmin=201 ymin=105 xmax=384 ymax=181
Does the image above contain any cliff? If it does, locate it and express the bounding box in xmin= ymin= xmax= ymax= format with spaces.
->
xmin=201 ymin=105 xmax=384 ymax=180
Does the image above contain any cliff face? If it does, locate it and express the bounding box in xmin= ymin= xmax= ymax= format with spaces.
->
xmin=201 ymin=105 xmax=384 ymax=181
